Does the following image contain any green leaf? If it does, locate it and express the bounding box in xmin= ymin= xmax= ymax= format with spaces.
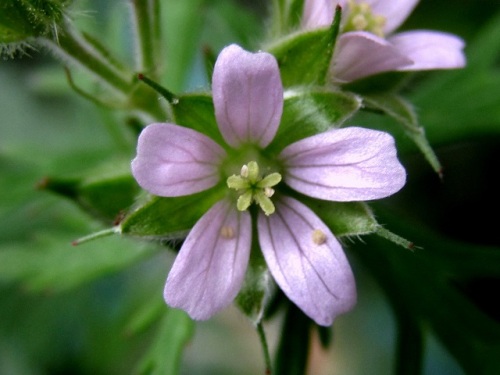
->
xmin=268 ymin=88 xmax=361 ymax=153
xmin=120 ymin=186 xmax=225 ymax=239
xmin=266 ymin=7 xmax=341 ymax=87
xmin=362 ymin=93 xmax=443 ymax=176
xmin=137 ymin=308 xmax=195 ymax=375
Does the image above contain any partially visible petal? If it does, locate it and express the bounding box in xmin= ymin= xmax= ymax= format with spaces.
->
xmin=258 ymin=196 xmax=356 ymax=326
xmin=367 ymin=0 xmax=419 ymax=35
xmin=281 ymin=127 xmax=406 ymax=201
xmin=333 ymin=32 xmax=413 ymax=82
xmin=302 ymin=0 xmax=341 ymax=30
xmin=164 ymin=199 xmax=252 ymax=320
xmin=213 ymin=44 xmax=283 ymax=148
xmin=132 ymin=123 xmax=226 ymax=197
xmin=389 ymin=31 xmax=466 ymax=71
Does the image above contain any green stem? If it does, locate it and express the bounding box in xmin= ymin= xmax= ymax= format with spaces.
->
xmin=43 ymin=23 xmax=133 ymax=95
xmin=130 ymin=0 xmax=162 ymax=79
xmin=257 ymin=322 xmax=273 ymax=375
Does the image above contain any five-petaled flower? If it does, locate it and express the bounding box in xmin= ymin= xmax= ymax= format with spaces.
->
xmin=131 ymin=44 xmax=406 ymax=326
xmin=302 ymin=0 xmax=466 ymax=82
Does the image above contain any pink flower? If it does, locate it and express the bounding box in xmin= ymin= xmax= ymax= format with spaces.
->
xmin=131 ymin=44 xmax=406 ymax=326
xmin=302 ymin=0 xmax=466 ymax=82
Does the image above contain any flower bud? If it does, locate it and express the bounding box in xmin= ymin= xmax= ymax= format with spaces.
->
xmin=1 ymin=0 xmax=73 ymax=54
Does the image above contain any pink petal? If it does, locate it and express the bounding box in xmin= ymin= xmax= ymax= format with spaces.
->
xmin=212 ymin=44 xmax=283 ymax=148
xmin=281 ymin=127 xmax=406 ymax=201
xmin=366 ymin=0 xmax=419 ymax=35
xmin=258 ymin=196 xmax=356 ymax=326
xmin=301 ymin=0 xmax=338 ymax=29
xmin=164 ymin=199 xmax=252 ymax=320
xmin=132 ymin=123 xmax=226 ymax=197
xmin=389 ymin=31 xmax=466 ymax=71
xmin=333 ymin=32 xmax=413 ymax=82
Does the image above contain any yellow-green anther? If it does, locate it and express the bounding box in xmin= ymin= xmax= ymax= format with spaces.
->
xmin=226 ymin=161 xmax=282 ymax=215
xmin=344 ymin=0 xmax=386 ymax=37
xmin=247 ymin=161 xmax=260 ymax=182
xmin=257 ymin=172 xmax=282 ymax=188
xmin=227 ymin=175 xmax=249 ymax=190
xmin=237 ymin=191 xmax=253 ymax=211
xmin=254 ymin=191 xmax=275 ymax=216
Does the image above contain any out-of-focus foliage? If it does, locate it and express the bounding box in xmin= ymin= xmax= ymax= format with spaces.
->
xmin=1 ymin=0 xmax=499 ymax=374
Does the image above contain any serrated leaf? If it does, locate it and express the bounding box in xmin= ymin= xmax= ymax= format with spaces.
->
xmin=137 ymin=308 xmax=194 ymax=375
xmin=363 ymin=93 xmax=442 ymax=176
xmin=267 ymin=8 xmax=341 ymax=87
xmin=120 ymin=186 xmax=225 ymax=239
xmin=268 ymin=88 xmax=361 ymax=152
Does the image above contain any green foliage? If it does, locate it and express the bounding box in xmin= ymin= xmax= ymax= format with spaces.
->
xmin=2 ymin=0 xmax=500 ymax=374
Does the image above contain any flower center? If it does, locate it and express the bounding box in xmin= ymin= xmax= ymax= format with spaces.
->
xmin=343 ymin=0 xmax=386 ymax=37
xmin=226 ymin=161 xmax=282 ymax=216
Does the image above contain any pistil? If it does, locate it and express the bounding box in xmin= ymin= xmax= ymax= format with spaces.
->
xmin=227 ymin=161 xmax=282 ymax=216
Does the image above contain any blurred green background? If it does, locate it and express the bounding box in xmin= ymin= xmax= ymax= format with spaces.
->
xmin=1 ymin=0 xmax=499 ymax=374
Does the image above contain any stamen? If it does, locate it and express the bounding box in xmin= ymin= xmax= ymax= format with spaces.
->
xmin=241 ymin=164 xmax=249 ymax=178
xmin=312 ymin=229 xmax=327 ymax=245
xmin=226 ymin=161 xmax=282 ymax=215
xmin=344 ymin=0 xmax=386 ymax=37
xmin=264 ymin=187 xmax=275 ymax=198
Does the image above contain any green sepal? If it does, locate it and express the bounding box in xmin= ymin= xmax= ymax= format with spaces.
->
xmin=38 ymin=160 xmax=139 ymax=223
xmin=267 ymin=88 xmax=361 ymax=153
xmin=307 ymin=198 xmax=413 ymax=248
xmin=266 ymin=6 xmax=341 ymax=87
xmin=362 ymin=93 xmax=443 ymax=176
xmin=120 ymin=185 xmax=225 ymax=239
xmin=296 ymin=194 xmax=378 ymax=237
xmin=236 ymin=227 xmax=272 ymax=324
xmin=170 ymin=93 xmax=227 ymax=149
